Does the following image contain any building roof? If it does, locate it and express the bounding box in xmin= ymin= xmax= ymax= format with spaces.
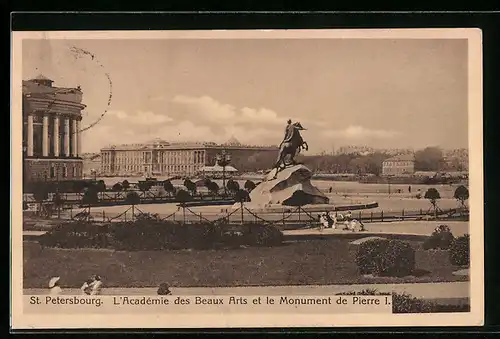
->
xmin=31 ymin=74 xmax=54 ymax=82
xmin=383 ymin=154 xmax=415 ymax=162
xmin=102 ymin=140 xmax=278 ymax=151
xmin=22 ymin=80 xmax=81 ymax=95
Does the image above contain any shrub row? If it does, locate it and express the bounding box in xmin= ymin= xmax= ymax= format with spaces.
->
xmin=421 ymin=225 xmax=470 ymax=267
xmin=355 ymin=239 xmax=415 ymax=277
xmin=337 ymin=289 xmax=470 ymax=314
xmin=38 ymin=220 xmax=284 ymax=251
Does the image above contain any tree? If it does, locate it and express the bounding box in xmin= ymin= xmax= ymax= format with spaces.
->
xmin=53 ymin=191 xmax=65 ymax=218
xmin=175 ymin=189 xmax=192 ymax=224
xmin=226 ymin=179 xmax=240 ymax=194
xmin=121 ymin=180 xmax=130 ymax=191
xmin=96 ymin=180 xmax=107 ymax=192
xmin=244 ymin=180 xmax=256 ymax=192
xmin=424 ymin=188 xmax=441 ymax=217
xmin=137 ymin=181 xmax=152 ymax=192
xmin=454 ymin=185 xmax=469 ymax=211
xmin=183 ymin=179 xmax=197 ymax=195
xmin=125 ymin=191 xmax=141 ymax=218
xmin=32 ymin=183 xmax=49 ymax=216
xmin=207 ymin=181 xmax=220 ymax=198
xmin=235 ymin=189 xmax=251 ymax=225
xmin=112 ymin=183 xmax=123 ymax=192
xmin=125 ymin=191 xmax=141 ymax=205
xmin=82 ymin=187 xmax=99 ymax=206
xmin=415 ymin=147 xmax=444 ymax=171
xmin=163 ymin=180 xmax=175 ymax=197
xmin=203 ymin=178 xmax=212 ymax=187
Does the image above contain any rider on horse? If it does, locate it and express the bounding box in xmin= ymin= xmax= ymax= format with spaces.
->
xmin=272 ymin=120 xmax=308 ymax=177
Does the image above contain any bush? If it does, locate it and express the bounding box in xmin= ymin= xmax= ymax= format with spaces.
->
xmin=112 ymin=183 xmax=123 ymax=192
xmin=355 ymin=239 xmax=415 ymax=277
xmin=39 ymin=220 xmax=284 ymax=251
xmin=242 ymin=223 xmax=284 ymax=247
xmin=125 ymin=191 xmax=141 ymax=205
xmin=422 ymin=224 xmax=455 ymax=250
xmin=449 ymin=234 xmax=470 ymax=266
xmin=39 ymin=221 xmax=110 ymax=249
xmin=336 ymin=290 xmax=470 ymax=313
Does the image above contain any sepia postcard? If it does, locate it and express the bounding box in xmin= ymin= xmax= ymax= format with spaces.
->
xmin=10 ymin=28 xmax=483 ymax=329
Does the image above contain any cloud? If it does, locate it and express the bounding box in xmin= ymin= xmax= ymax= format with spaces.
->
xmin=172 ymin=95 xmax=237 ymax=122
xmin=107 ymin=110 xmax=173 ymax=125
xmin=171 ymin=95 xmax=301 ymax=127
xmin=81 ymin=95 xmax=319 ymax=152
xmin=322 ymin=125 xmax=401 ymax=140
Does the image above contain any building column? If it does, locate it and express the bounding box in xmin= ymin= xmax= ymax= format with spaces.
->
xmin=27 ymin=115 xmax=34 ymax=156
xmin=72 ymin=119 xmax=78 ymax=157
xmin=53 ymin=116 xmax=60 ymax=156
xmin=76 ymin=119 xmax=82 ymax=157
xmin=64 ymin=118 xmax=70 ymax=156
xmin=42 ymin=115 xmax=49 ymax=156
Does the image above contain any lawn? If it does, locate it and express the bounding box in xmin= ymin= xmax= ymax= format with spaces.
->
xmin=23 ymin=238 xmax=468 ymax=289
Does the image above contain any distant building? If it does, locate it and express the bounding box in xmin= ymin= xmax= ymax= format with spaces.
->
xmin=383 ymin=148 xmax=414 ymax=156
xmin=23 ymin=75 xmax=85 ymax=184
xmin=81 ymin=153 xmax=101 ymax=177
xmin=443 ymin=148 xmax=469 ymax=171
xmin=337 ymin=145 xmax=375 ymax=155
xmin=382 ymin=154 xmax=415 ymax=176
xmin=100 ymin=137 xmax=278 ymax=177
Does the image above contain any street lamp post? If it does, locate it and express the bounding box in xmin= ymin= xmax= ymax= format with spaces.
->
xmin=216 ymin=150 xmax=231 ymax=197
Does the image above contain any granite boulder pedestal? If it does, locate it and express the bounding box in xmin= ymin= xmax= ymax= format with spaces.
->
xmin=245 ymin=164 xmax=329 ymax=208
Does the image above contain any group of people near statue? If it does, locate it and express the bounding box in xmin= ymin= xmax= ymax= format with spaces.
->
xmin=318 ymin=210 xmax=365 ymax=232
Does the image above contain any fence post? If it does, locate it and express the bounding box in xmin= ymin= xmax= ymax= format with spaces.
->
xmin=419 ymin=208 xmax=422 ymax=215
xmin=102 ymin=210 xmax=105 ymax=222
xmin=358 ymin=211 xmax=361 ymax=220
xmin=381 ymin=210 xmax=384 ymax=222
xmin=370 ymin=212 xmax=373 ymax=222
xmin=124 ymin=211 xmax=127 ymax=222
xmin=402 ymin=209 xmax=405 ymax=218
xmin=283 ymin=210 xmax=285 ymax=227
xmin=70 ymin=205 xmax=73 ymax=219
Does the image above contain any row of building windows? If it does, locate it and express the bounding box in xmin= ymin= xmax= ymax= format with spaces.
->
xmin=101 ymin=150 xmax=206 ymax=166
xmin=104 ymin=164 xmax=203 ymax=173
xmin=383 ymin=161 xmax=414 ymax=167
xmin=48 ymin=165 xmax=81 ymax=178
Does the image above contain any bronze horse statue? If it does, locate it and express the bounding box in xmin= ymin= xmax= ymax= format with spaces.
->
xmin=271 ymin=122 xmax=308 ymax=178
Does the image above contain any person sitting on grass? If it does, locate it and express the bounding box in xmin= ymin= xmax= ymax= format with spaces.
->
xmin=325 ymin=211 xmax=335 ymax=229
xmin=49 ymin=276 xmax=62 ymax=295
xmin=81 ymin=275 xmax=103 ymax=295
xmin=81 ymin=278 xmax=93 ymax=295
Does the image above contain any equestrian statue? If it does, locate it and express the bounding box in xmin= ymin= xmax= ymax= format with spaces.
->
xmin=271 ymin=119 xmax=309 ymax=178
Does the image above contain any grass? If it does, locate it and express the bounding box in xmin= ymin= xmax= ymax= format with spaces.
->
xmin=24 ymin=238 xmax=468 ymax=288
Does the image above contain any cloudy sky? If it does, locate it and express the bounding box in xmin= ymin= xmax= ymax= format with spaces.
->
xmin=22 ymin=37 xmax=468 ymax=154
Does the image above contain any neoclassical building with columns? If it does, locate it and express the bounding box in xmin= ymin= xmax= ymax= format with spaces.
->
xmin=23 ymin=75 xmax=85 ymax=183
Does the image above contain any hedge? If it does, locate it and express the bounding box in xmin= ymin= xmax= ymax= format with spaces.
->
xmin=337 ymin=289 xmax=470 ymax=313
xmin=355 ymin=239 xmax=415 ymax=277
xmin=449 ymin=234 xmax=470 ymax=266
xmin=422 ymin=224 xmax=455 ymax=250
xmin=38 ymin=220 xmax=284 ymax=251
